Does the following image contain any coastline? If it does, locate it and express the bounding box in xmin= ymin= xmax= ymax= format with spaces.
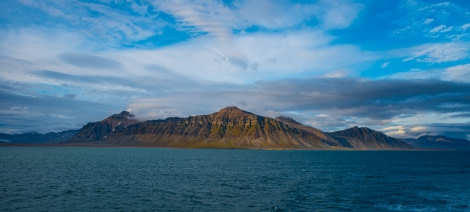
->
xmin=2 ymin=142 xmax=460 ymax=151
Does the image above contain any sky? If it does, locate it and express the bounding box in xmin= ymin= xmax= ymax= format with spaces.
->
xmin=1 ymin=0 xmax=470 ymax=140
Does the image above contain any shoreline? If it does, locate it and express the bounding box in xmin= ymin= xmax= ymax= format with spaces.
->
xmin=1 ymin=142 xmax=464 ymax=151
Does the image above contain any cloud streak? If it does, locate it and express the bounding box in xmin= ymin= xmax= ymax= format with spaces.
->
xmin=59 ymin=53 xmax=122 ymax=69
xmin=16 ymin=0 xmax=162 ymax=45
xmin=0 ymin=87 xmax=116 ymax=133
xmin=404 ymin=43 xmax=469 ymax=63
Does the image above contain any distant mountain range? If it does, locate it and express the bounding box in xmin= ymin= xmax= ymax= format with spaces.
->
xmin=1 ymin=106 xmax=468 ymax=150
xmin=404 ymin=135 xmax=470 ymax=150
xmin=0 ymin=130 xmax=78 ymax=144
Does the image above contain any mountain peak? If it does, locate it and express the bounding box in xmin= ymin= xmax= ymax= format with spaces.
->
xmin=330 ymin=126 xmax=410 ymax=149
xmin=114 ymin=111 xmax=134 ymax=118
xmin=218 ymin=106 xmax=244 ymax=112
xmin=213 ymin=106 xmax=254 ymax=118
xmin=102 ymin=111 xmax=138 ymax=127
xmin=103 ymin=111 xmax=135 ymax=122
xmin=348 ymin=126 xmax=374 ymax=132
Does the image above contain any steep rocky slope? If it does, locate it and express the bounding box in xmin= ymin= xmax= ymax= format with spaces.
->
xmin=328 ymin=126 xmax=411 ymax=149
xmin=92 ymin=107 xmax=335 ymax=148
xmin=67 ymin=111 xmax=139 ymax=143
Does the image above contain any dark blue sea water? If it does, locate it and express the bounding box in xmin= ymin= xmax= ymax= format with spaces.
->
xmin=1 ymin=147 xmax=470 ymax=211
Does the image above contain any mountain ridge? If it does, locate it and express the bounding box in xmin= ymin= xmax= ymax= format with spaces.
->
xmin=0 ymin=130 xmax=79 ymax=144
xmin=329 ymin=126 xmax=410 ymax=149
xmin=63 ymin=106 xmax=411 ymax=149
xmin=67 ymin=111 xmax=139 ymax=143
xmin=405 ymin=135 xmax=470 ymax=150
xmin=11 ymin=107 xmax=468 ymax=149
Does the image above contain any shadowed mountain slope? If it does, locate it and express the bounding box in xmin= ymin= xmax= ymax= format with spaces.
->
xmin=406 ymin=135 xmax=470 ymax=150
xmin=67 ymin=111 xmax=139 ymax=143
xmin=328 ymin=126 xmax=411 ymax=149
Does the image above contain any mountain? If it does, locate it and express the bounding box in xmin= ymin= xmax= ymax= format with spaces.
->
xmin=406 ymin=135 xmax=470 ymax=150
xmin=67 ymin=111 xmax=139 ymax=143
xmin=67 ymin=106 xmax=410 ymax=149
xmin=0 ymin=130 xmax=79 ymax=144
xmin=328 ymin=126 xmax=410 ymax=149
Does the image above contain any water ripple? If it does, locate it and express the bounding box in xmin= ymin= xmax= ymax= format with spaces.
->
xmin=1 ymin=148 xmax=470 ymax=211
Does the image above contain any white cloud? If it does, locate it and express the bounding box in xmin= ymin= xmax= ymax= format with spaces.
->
xmin=462 ymin=23 xmax=470 ymax=30
xmin=17 ymin=0 xmax=73 ymax=20
xmin=404 ymin=43 xmax=469 ymax=63
xmin=381 ymin=117 xmax=470 ymax=139
xmin=0 ymin=28 xmax=141 ymax=90
xmin=0 ymin=26 xmax=373 ymax=104
xmin=380 ymin=62 xmax=389 ymax=68
xmin=153 ymin=0 xmax=361 ymax=40
xmin=316 ymin=0 xmax=362 ymax=29
xmin=386 ymin=63 xmax=470 ymax=83
xmin=243 ymin=1 xmax=314 ymax=28
xmin=382 ymin=126 xmax=407 ymax=137
xmin=17 ymin=0 xmax=162 ymax=44
xmin=390 ymin=113 xmax=469 ymax=128
xmin=106 ymin=30 xmax=370 ymax=83
xmin=410 ymin=125 xmax=427 ymax=132
xmin=424 ymin=18 xmax=434 ymax=24
xmin=150 ymin=1 xmax=360 ymax=78
xmin=430 ymin=25 xmax=444 ymax=33
xmin=154 ymin=0 xmax=235 ymax=41
xmin=385 ymin=69 xmax=440 ymax=80
xmin=0 ymin=28 xmax=85 ymax=81
xmin=394 ymin=1 xmax=469 ymax=41
xmin=443 ymin=64 xmax=470 ymax=82
xmin=383 ymin=125 xmax=435 ymax=139
xmin=5 ymin=0 xmax=368 ymax=86
xmin=429 ymin=24 xmax=453 ymax=33
xmin=127 ymin=98 xmax=185 ymax=120
xmin=323 ymin=70 xmax=350 ymax=78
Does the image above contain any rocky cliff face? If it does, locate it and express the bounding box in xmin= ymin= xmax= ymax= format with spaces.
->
xmin=67 ymin=111 xmax=139 ymax=143
xmin=94 ymin=107 xmax=337 ymax=148
xmin=67 ymin=107 xmax=410 ymax=149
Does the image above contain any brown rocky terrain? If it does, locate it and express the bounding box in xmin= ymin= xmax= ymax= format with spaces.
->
xmin=66 ymin=106 xmax=411 ymax=149
xmin=67 ymin=111 xmax=139 ymax=143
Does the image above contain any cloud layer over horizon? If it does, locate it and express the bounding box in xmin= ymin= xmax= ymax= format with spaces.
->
xmin=1 ymin=0 xmax=470 ymax=139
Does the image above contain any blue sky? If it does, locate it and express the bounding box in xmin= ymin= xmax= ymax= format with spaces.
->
xmin=1 ymin=0 xmax=470 ymax=139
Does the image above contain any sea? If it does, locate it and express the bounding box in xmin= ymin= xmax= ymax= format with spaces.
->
xmin=1 ymin=147 xmax=470 ymax=211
